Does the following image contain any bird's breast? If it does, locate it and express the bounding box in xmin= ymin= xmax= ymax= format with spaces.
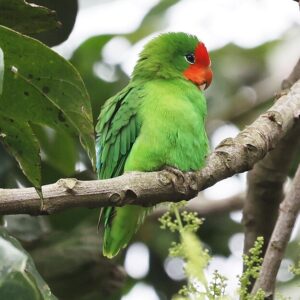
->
xmin=124 ymin=80 xmax=209 ymax=172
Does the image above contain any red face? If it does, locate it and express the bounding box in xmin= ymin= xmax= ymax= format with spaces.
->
xmin=183 ymin=42 xmax=213 ymax=91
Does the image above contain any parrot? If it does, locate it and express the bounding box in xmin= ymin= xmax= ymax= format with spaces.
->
xmin=96 ymin=32 xmax=213 ymax=258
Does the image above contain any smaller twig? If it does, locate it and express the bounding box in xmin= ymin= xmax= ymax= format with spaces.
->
xmin=252 ymin=164 xmax=300 ymax=298
xmin=281 ymin=58 xmax=300 ymax=90
xmin=151 ymin=193 xmax=243 ymax=218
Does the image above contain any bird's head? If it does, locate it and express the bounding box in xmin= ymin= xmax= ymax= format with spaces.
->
xmin=132 ymin=32 xmax=212 ymax=91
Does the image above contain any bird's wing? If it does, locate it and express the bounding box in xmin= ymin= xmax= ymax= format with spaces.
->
xmin=96 ymin=84 xmax=143 ymax=179
xmin=95 ymin=84 xmax=143 ymax=226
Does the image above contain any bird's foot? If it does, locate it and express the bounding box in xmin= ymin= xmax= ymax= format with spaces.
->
xmin=163 ymin=166 xmax=197 ymax=195
xmin=164 ymin=166 xmax=185 ymax=182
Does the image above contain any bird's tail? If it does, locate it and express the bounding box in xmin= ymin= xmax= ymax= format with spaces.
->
xmin=102 ymin=205 xmax=149 ymax=258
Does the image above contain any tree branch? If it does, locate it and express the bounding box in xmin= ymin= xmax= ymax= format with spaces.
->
xmin=151 ymin=193 xmax=244 ymax=218
xmin=281 ymin=58 xmax=300 ymax=90
xmin=0 ymin=80 xmax=300 ymax=216
xmin=243 ymin=123 xmax=300 ymax=258
xmin=243 ymin=58 xmax=300 ymax=294
xmin=252 ymin=163 xmax=300 ymax=298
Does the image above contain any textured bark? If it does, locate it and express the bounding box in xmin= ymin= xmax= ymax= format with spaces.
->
xmin=281 ymin=58 xmax=300 ymax=90
xmin=243 ymin=124 xmax=300 ymax=256
xmin=252 ymin=164 xmax=300 ymax=298
xmin=0 ymin=80 xmax=299 ymax=216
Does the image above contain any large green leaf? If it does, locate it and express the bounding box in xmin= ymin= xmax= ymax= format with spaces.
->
xmin=0 ymin=0 xmax=60 ymax=34
xmin=0 ymin=25 xmax=95 ymax=187
xmin=0 ymin=47 xmax=3 ymax=95
xmin=0 ymin=228 xmax=57 ymax=300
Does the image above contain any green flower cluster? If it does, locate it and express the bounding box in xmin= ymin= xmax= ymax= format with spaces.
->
xmin=159 ymin=202 xmax=228 ymax=299
xmin=239 ymin=237 xmax=265 ymax=300
xmin=159 ymin=202 xmax=269 ymax=300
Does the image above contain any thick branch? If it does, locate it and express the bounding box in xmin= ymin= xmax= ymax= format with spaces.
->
xmin=0 ymin=81 xmax=300 ymax=216
xmin=252 ymin=164 xmax=300 ymax=298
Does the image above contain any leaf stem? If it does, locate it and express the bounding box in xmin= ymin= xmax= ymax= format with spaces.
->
xmin=174 ymin=206 xmax=184 ymax=231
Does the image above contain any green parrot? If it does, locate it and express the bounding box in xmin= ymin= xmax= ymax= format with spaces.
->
xmin=96 ymin=32 xmax=213 ymax=258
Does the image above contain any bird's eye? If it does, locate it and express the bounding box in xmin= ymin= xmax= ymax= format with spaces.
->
xmin=185 ymin=53 xmax=195 ymax=64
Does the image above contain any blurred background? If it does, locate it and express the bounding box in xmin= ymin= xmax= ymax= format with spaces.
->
xmin=1 ymin=0 xmax=300 ymax=299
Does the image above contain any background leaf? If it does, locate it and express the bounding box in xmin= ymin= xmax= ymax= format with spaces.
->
xmin=30 ymin=0 xmax=78 ymax=47
xmin=32 ymin=124 xmax=77 ymax=176
xmin=0 ymin=0 xmax=60 ymax=34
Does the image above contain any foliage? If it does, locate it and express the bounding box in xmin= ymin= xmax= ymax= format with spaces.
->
xmin=0 ymin=2 xmax=96 ymax=299
xmin=30 ymin=0 xmax=78 ymax=47
xmin=0 ymin=47 xmax=3 ymax=94
xmin=0 ymin=24 xmax=95 ymax=187
xmin=238 ymin=237 xmax=265 ymax=300
xmin=160 ymin=202 xmax=211 ymax=299
xmin=207 ymin=270 xmax=228 ymax=300
xmin=0 ymin=0 xmax=299 ymax=299
xmin=290 ymin=243 xmax=300 ymax=276
xmin=160 ymin=203 xmax=268 ymax=300
xmin=0 ymin=0 xmax=60 ymax=34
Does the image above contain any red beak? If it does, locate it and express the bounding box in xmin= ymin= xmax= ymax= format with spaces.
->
xmin=183 ymin=65 xmax=213 ymax=90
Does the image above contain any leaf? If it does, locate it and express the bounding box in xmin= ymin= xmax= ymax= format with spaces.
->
xmin=0 ymin=47 xmax=3 ymax=95
xmin=32 ymin=125 xmax=77 ymax=176
xmin=0 ymin=115 xmax=41 ymax=188
xmin=30 ymin=0 xmax=78 ymax=47
xmin=0 ymin=0 xmax=61 ymax=34
xmin=0 ymin=25 xmax=95 ymax=187
xmin=0 ymin=228 xmax=57 ymax=300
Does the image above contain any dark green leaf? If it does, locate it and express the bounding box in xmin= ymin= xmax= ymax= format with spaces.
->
xmin=0 ymin=115 xmax=41 ymax=188
xmin=0 ymin=0 xmax=60 ymax=34
xmin=0 ymin=25 xmax=95 ymax=187
xmin=30 ymin=0 xmax=78 ymax=47
xmin=0 ymin=47 xmax=3 ymax=95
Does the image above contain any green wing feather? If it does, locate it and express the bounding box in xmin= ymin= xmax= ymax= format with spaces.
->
xmin=96 ymin=84 xmax=144 ymax=256
xmin=96 ymin=85 xmax=140 ymax=179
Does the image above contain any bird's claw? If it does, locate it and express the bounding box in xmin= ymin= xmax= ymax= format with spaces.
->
xmin=163 ymin=166 xmax=189 ymax=195
xmin=164 ymin=166 xmax=185 ymax=181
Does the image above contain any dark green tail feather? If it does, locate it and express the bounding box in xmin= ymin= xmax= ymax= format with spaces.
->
xmin=102 ymin=205 xmax=149 ymax=258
